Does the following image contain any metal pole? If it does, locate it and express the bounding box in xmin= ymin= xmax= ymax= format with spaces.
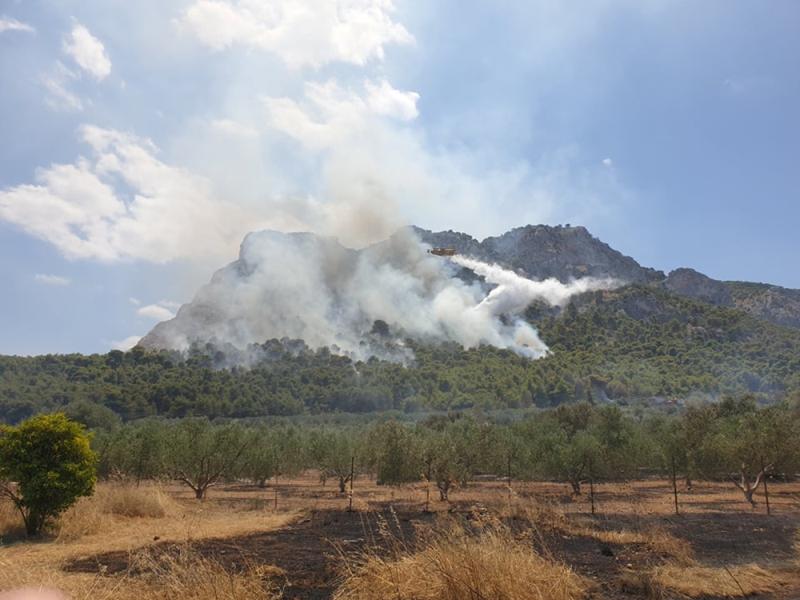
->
xmin=507 ymin=454 xmax=512 ymax=503
xmin=671 ymin=455 xmax=679 ymax=515
xmin=348 ymin=455 xmax=355 ymax=512
xmin=425 ymin=462 xmax=431 ymax=513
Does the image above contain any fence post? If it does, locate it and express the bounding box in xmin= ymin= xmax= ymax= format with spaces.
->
xmin=671 ymin=455 xmax=679 ymax=515
xmin=507 ymin=454 xmax=512 ymax=504
xmin=348 ymin=455 xmax=355 ymax=512
xmin=760 ymin=456 xmax=771 ymax=516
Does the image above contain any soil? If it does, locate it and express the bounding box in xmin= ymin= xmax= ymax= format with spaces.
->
xmin=65 ymin=508 xmax=433 ymax=599
xmin=64 ymin=502 xmax=800 ymax=600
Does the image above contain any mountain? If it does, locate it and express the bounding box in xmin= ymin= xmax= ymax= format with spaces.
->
xmin=4 ymin=223 xmax=800 ymax=422
xmin=413 ymin=225 xmax=800 ymax=330
xmin=412 ymin=224 xmax=664 ymax=283
xmin=3 ymin=281 xmax=799 ymax=422
xmin=414 ymin=225 xmax=664 ymax=283
xmin=140 ymin=231 xmax=359 ymax=351
xmin=662 ymin=268 xmax=800 ymax=329
xmin=143 ymin=224 xmax=800 ymax=350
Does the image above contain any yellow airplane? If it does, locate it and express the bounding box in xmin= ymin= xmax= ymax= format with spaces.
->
xmin=428 ymin=247 xmax=456 ymax=256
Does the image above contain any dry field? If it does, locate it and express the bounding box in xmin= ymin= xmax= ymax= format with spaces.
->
xmin=2 ymin=474 xmax=800 ymax=599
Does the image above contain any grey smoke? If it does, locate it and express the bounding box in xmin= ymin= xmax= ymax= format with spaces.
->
xmin=140 ymin=228 xmax=621 ymax=362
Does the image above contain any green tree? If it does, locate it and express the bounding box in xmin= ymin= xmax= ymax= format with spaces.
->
xmin=163 ymin=418 xmax=247 ymax=499
xmin=104 ymin=420 xmax=167 ymax=484
xmin=370 ymin=421 xmax=420 ymax=486
xmin=0 ymin=413 xmax=97 ymax=536
xmin=425 ymin=429 xmax=468 ymax=501
xmin=698 ymin=403 xmax=800 ymax=506
xmin=308 ymin=427 xmax=363 ymax=493
xmin=240 ymin=425 xmax=304 ymax=488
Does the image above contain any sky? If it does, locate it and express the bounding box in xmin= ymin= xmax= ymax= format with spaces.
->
xmin=0 ymin=0 xmax=798 ymax=355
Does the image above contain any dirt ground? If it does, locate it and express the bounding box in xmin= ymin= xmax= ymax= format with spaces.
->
xmin=4 ymin=475 xmax=800 ymax=599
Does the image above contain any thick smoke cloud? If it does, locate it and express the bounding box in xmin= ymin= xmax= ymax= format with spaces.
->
xmin=142 ymin=228 xmax=621 ymax=362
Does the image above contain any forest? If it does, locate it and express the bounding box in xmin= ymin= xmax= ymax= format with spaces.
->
xmin=1 ymin=285 xmax=799 ymax=423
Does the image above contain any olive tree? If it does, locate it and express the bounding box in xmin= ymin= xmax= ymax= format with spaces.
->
xmin=240 ymin=425 xmax=304 ymax=488
xmin=370 ymin=421 xmax=420 ymax=486
xmin=164 ymin=418 xmax=247 ymax=499
xmin=698 ymin=403 xmax=800 ymax=506
xmin=309 ymin=427 xmax=366 ymax=493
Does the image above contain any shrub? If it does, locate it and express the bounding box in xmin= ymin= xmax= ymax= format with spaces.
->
xmin=0 ymin=413 xmax=97 ymax=536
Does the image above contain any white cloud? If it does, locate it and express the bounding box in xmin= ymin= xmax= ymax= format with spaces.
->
xmin=137 ymin=303 xmax=176 ymax=321
xmin=34 ymin=273 xmax=70 ymax=286
xmin=157 ymin=299 xmax=182 ymax=310
xmin=129 ymin=297 xmax=141 ymax=305
xmin=366 ymin=79 xmax=419 ymax=121
xmin=111 ymin=335 xmax=141 ymax=350
xmin=263 ymin=78 xmax=419 ymax=151
xmin=41 ymin=62 xmax=84 ymax=112
xmin=209 ymin=118 xmax=259 ymax=139
xmin=0 ymin=125 xmax=270 ymax=263
xmin=0 ymin=17 xmax=35 ymax=34
xmin=602 ymin=157 xmax=613 ymax=167
xmin=178 ymin=0 xmax=413 ymax=68
xmin=63 ymin=23 xmax=111 ymax=80
xmin=260 ymin=78 xmax=613 ymax=244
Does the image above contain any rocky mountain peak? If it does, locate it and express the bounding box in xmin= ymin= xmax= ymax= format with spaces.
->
xmin=664 ymin=268 xmax=733 ymax=306
xmin=414 ymin=223 xmax=663 ymax=283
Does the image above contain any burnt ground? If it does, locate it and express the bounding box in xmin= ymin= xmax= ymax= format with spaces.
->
xmin=64 ymin=504 xmax=800 ymax=600
xmin=65 ymin=508 xmax=433 ymax=599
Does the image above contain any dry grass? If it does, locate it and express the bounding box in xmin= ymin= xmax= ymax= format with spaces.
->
xmin=651 ymin=564 xmax=779 ymax=598
xmin=55 ymin=484 xmax=179 ymax=542
xmin=334 ymin=518 xmax=586 ymax=600
xmin=504 ymin=502 xmax=694 ymax=565
xmin=0 ymin=545 xmax=283 ymax=600
xmin=121 ymin=545 xmax=284 ymax=600
xmin=1 ymin=483 xmax=179 ymax=543
xmin=0 ymin=481 xmax=300 ymax=600
xmin=578 ymin=523 xmax=693 ymax=565
xmin=0 ymin=499 xmax=25 ymax=542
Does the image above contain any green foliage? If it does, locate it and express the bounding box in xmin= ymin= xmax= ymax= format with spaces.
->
xmin=371 ymin=421 xmax=421 ymax=486
xmin=163 ymin=418 xmax=248 ymax=499
xmin=2 ymin=285 xmax=799 ymax=423
xmin=0 ymin=413 xmax=97 ymax=535
xmin=76 ymin=397 xmax=800 ymax=508
xmin=240 ymin=425 xmax=304 ymax=488
xmin=307 ymin=427 xmax=363 ymax=492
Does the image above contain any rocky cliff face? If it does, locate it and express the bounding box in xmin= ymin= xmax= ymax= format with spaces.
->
xmin=726 ymin=282 xmax=800 ymax=329
xmin=413 ymin=224 xmax=664 ymax=283
xmin=663 ymin=268 xmax=733 ymax=306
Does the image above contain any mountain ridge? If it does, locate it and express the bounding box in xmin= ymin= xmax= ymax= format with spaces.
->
xmin=140 ymin=224 xmax=800 ymax=351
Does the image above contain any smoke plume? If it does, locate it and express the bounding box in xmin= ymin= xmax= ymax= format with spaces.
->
xmin=141 ymin=228 xmax=621 ymax=362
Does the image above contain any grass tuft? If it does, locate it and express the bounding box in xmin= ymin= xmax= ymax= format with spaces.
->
xmin=651 ymin=564 xmax=779 ymax=598
xmin=334 ymin=518 xmax=586 ymax=600
xmin=55 ymin=484 xmax=177 ymax=542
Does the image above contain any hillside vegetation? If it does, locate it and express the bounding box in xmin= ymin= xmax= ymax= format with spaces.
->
xmin=2 ymin=284 xmax=799 ymax=422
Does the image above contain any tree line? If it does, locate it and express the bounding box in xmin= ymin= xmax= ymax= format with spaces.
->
xmin=3 ymin=396 xmax=797 ymax=536
xmin=3 ymin=283 xmax=800 ymax=422
xmin=91 ymin=396 xmax=800 ymax=508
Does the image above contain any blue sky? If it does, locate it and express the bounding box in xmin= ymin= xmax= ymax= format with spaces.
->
xmin=0 ymin=1 xmax=798 ymax=355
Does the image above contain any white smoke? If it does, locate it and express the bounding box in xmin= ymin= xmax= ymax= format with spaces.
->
xmin=452 ymin=255 xmax=618 ymax=314
xmin=142 ymin=229 xmax=621 ymax=361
